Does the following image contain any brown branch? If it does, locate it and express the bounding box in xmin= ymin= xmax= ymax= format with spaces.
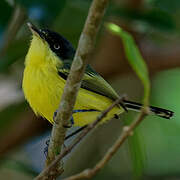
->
xmin=64 ymin=108 xmax=149 ymax=180
xmin=34 ymin=97 xmax=123 ymax=180
xmin=41 ymin=0 xmax=110 ymax=179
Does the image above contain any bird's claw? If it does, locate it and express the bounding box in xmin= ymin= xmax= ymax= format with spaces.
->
xmin=44 ymin=139 xmax=50 ymax=157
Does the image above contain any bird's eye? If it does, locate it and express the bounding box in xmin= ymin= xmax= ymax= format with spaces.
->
xmin=54 ymin=44 xmax=60 ymax=50
xmin=40 ymin=29 xmax=47 ymax=36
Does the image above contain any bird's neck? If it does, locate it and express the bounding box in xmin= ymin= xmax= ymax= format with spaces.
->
xmin=25 ymin=35 xmax=62 ymax=69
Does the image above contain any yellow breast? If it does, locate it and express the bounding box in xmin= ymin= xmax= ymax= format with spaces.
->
xmin=23 ymin=64 xmax=65 ymax=124
xmin=23 ymin=64 xmax=122 ymax=126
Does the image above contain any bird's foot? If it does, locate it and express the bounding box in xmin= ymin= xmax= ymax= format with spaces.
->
xmin=53 ymin=110 xmax=73 ymax=128
xmin=44 ymin=139 xmax=50 ymax=157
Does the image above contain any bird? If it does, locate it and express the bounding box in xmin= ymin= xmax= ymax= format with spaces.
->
xmin=22 ymin=22 xmax=174 ymax=129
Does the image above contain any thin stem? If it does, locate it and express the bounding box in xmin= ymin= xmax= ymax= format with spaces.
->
xmin=64 ymin=108 xmax=149 ymax=180
xmin=0 ymin=4 xmax=26 ymax=58
xmin=34 ymin=97 xmax=123 ymax=180
xmin=38 ymin=0 xmax=110 ymax=179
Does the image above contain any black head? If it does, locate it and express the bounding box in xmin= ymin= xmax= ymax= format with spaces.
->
xmin=27 ymin=22 xmax=75 ymax=60
xmin=40 ymin=29 xmax=75 ymax=60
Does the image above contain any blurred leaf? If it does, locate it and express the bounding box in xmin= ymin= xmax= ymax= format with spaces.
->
xmin=109 ymin=7 xmax=176 ymax=31
xmin=0 ymin=38 xmax=28 ymax=73
xmin=0 ymin=1 xmax=13 ymax=26
xmin=0 ymin=158 xmax=38 ymax=177
xmin=0 ymin=4 xmax=27 ymax=59
xmin=106 ymin=23 xmax=150 ymax=179
xmin=0 ymin=1 xmax=12 ymax=46
xmin=128 ymin=132 xmax=145 ymax=179
xmin=106 ymin=23 xmax=150 ymax=105
xmin=124 ymin=113 xmax=146 ymax=179
xmin=15 ymin=0 xmax=66 ymax=25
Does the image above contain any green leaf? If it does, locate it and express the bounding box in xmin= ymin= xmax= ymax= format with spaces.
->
xmin=106 ymin=23 xmax=151 ymax=179
xmin=106 ymin=23 xmax=150 ymax=105
xmin=124 ymin=113 xmax=146 ymax=179
xmin=128 ymin=131 xmax=145 ymax=179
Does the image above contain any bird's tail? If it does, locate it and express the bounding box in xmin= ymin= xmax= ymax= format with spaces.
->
xmin=123 ymin=100 xmax=174 ymax=119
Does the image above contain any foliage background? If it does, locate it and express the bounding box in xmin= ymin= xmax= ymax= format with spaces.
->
xmin=0 ymin=0 xmax=179 ymax=179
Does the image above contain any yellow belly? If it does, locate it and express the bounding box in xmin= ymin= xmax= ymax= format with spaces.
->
xmin=22 ymin=66 xmax=123 ymax=126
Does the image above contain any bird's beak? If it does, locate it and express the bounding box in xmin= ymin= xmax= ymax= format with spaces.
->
xmin=27 ymin=22 xmax=41 ymax=37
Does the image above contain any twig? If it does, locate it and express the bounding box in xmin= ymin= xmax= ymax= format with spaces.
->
xmin=34 ymin=97 xmax=123 ymax=180
xmin=43 ymin=0 xmax=110 ymax=179
xmin=64 ymin=108 xmax=149 ymax=180
xmin=0 ymin=4 xmax=26 ymax=58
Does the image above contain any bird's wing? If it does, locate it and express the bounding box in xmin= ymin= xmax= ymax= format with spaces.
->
xmin=58 ymin=60 xmax=119 ymax=101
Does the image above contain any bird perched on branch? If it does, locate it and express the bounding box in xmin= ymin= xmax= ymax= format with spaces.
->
xmin=22 ymin=22 xmax=174 ymax=128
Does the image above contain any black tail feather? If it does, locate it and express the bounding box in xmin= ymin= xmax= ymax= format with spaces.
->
xmin=64 ymin=100 xmax=174 ymax=141
xmin=123 ymin=100 xmax=174 ymax=119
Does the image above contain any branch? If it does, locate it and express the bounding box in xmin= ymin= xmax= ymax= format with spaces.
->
xmin=42 ymin=0 xmax=110 ymax=179
xmin=64 ymin=108 xmax=149 ymax=180
xmin=34 ymin=97 xmax=123 ymax=180
xmin=0 ymin=4 xmax=26 ymax=58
